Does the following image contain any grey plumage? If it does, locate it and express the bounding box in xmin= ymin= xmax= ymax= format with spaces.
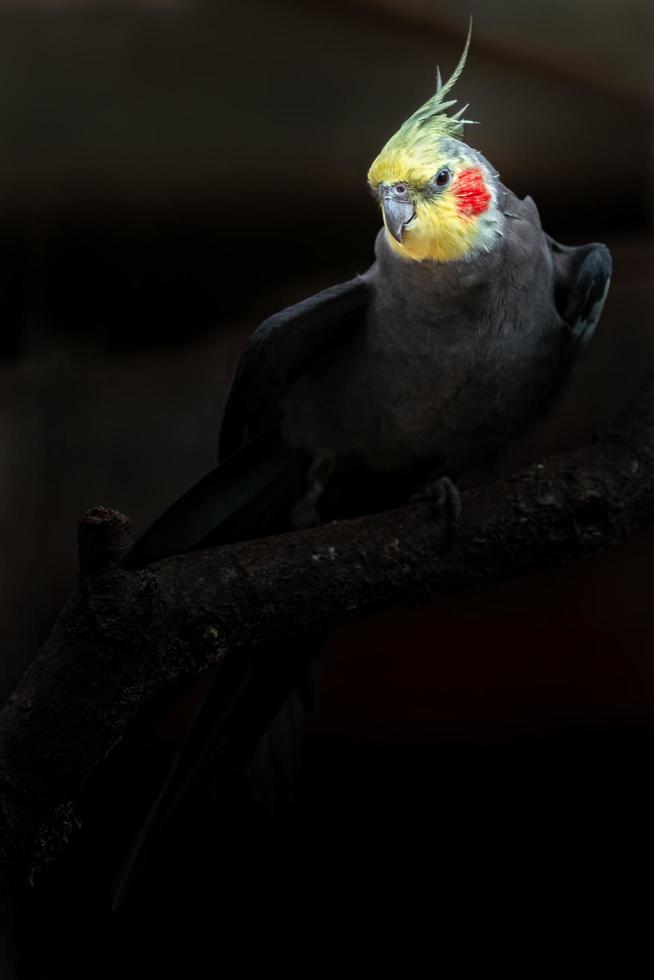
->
xmin=119 ymin=166 xmax=611 ymax=907
xmin=218 ymin=187 xmax=611 ymax=522
xmin=133 ymin=154 xmax=612 ymax=568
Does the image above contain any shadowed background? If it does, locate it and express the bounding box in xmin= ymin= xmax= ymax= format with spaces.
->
xmin=1 ymin=0 xmax=653 ymax=968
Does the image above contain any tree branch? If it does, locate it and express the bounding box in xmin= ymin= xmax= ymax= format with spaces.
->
xmin=2 ymin=371 xmax=654 ymax=894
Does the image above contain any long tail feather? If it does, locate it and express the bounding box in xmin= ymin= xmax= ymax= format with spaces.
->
xmin=111 ymin=632 xmax=318 ymax=910
xmin=112 ymin=427 xmax=311 ymax=906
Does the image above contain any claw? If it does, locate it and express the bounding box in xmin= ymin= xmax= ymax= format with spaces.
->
xmin=290 ymin=451 xmax=336 ymax=530
xmin=410 ymin=475 xmax=461 ymax=545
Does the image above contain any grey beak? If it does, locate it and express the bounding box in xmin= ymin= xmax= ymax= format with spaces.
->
xmin=381 ymin=189 xmax=415 ymax=244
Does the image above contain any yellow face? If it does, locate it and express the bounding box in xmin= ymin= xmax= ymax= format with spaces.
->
xmin=368 ymin=141 xmax=497 ymax=263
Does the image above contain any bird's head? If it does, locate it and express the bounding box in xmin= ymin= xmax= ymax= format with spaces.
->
xmin=367 ymin=25 xmax=503 ymax=263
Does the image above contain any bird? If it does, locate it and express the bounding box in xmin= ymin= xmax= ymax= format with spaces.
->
xmin=130 ymin=26 xmax=611 ymax=567
xmin=114 ymin=23 xmax=612 ymax=903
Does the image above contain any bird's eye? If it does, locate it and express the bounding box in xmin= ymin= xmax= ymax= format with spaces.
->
xmin=434 ymin=168 xmax=451 ymax=189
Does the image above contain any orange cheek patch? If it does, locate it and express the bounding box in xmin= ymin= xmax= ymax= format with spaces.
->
xmin=453 ymin=167 xmax=491 ymax=217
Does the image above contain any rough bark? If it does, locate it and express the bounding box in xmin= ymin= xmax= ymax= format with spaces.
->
xmin=2 ymin=372 xmax=654 ymax=895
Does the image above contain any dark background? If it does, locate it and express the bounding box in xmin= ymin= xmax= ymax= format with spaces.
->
xmin=1 ymin=0 xmax=653 ymax=970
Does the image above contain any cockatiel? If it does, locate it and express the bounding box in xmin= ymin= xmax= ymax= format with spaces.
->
xmin=132 ymin=28 xmax=610 ymax=565
xmin=115 ymin=26 xmax=611 ymax=901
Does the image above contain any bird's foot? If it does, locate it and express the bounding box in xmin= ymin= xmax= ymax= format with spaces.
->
xmin=290 ymin=494 xmax=321 ymax=530
xmin=290 ymin=452 xmax=335 ymax=530
xmin=410 ymin=475 xmax=461 ymax=546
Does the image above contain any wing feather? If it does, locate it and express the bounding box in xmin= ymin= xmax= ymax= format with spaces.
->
xmin=219 ymin=274 xmax=372 ymax=460
xmin=546 ymin=235 xmax=613 ymax=351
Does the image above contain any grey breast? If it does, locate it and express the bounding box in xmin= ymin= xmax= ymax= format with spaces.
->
xmin=282 ymin=195 xmax=567 ymax=476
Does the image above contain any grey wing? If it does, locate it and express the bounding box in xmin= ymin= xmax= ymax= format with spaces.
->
xmin=546 ymin=235 xmax=613 ymax=353
xmin=219 ymin=273 xmax=373 ymax=461
xmin=507 ymin=194 xmax=611 ymax=353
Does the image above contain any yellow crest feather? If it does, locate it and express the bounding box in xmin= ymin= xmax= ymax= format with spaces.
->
xmin=368 ymin=19 xmax=476 ymax=189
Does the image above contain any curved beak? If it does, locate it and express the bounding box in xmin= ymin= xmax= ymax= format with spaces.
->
xmin=381 ymin=191 xmax=415 ymax=244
